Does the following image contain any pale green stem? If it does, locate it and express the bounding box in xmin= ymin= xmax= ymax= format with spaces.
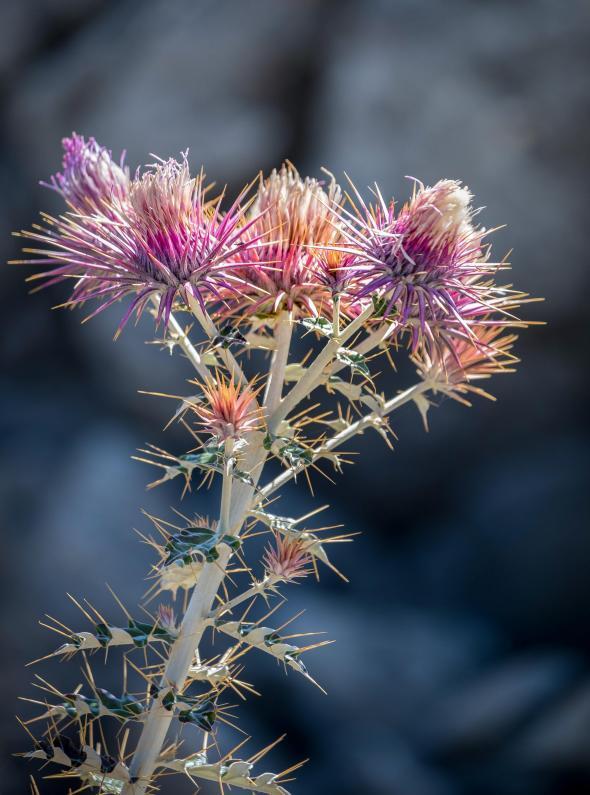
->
xmin=269 ymin=303 xmax=374 ymax=434
xmin=151 ymin=294 xmax=211 ymax=382
xmin=186 ymin=293 xmax=247 ymax=383
xmin=124 ymin=437 xmax=236 ymax=793
xmin=263 ymin=311 xmax=292 ymax=417
xmin=211 ymin=573 xmax=279 ymax=620
xmin=332 ymin=294 xmax=341 ymax=337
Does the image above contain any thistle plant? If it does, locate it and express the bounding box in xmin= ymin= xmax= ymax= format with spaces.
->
xmin=13 ymin=135 xmax=536 ymax=794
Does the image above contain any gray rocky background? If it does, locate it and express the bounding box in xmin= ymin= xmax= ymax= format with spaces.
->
xmin=1 ymin=1 xmax=589 ymax=793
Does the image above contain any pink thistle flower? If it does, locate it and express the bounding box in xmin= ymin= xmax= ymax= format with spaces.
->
xmin=43 ymin=133 xmax=129 ymax=216
xmin=17 ymin=149 xmax=264 ymax=333
xmin=192 ymin=375 xmax=263 ymax=441
xmin=263 ymin=533 xmax=312 ymax=581
xmin=235 ymin=162 xmax=344 ymax=318
xmin=342 ymin=178 xmax=521 ymax=351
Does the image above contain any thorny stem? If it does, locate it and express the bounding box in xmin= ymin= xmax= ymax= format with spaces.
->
xmin=124 ymin=441 xmax=237 ymax=793
xmin=187 ymin=292 xmax=247 ymax=383
xmin=211 ymin=574 xmax=279 ymax=620
xmin=220 ymin=437 xmax=235 ymax=532
xmin=123 ymin=316 xmax=293 ymax=794
xmin=152 ymin=294 xmax=211 ymax=382
xmin=225 ymin=312 xmax=295 ymax=530
xmin=263 ymin=311 xmax=293 ymax=417
xmin=125 ymin=315 xmax=419 ymax=793
xmin=332 ymin=294 xmax=341 ymax=337
xmin=123 ymin=548 xmax=231 ymax=794
xmin=269 ymin=303 xmax=374 ymax=433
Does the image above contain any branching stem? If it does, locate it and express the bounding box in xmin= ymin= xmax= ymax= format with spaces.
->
xmin=258 ymin=380 xmax=430 ymax=503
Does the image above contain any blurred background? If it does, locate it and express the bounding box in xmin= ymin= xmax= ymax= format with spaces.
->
xmin=1 ymin=1 xmax=589 ymax=793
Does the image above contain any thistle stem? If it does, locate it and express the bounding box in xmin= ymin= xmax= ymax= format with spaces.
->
xmin=212 ymin=574 xmax=278 ymax=620
xmin=124 ymin=440 xmax=237 ymax=793
xmin=220 ymin=437 xmax=234 ymax=532
xmin=187 ymin=293 xmax=247 ymax=383
xmin=269 ymin=304 xmax=373 ymax=433
xmin=263 ymin=311 xmax=292 ymax=417
xmin=123 ymin=549 xmax=231 ymax=794
xmin=151 ymin=295 xmax=211 ymax=381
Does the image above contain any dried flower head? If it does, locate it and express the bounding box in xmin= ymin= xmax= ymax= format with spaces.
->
xmin=192 ymin=375 xmax=263 ymax=441
xmin=18 ymin=146 xmax=263 ymax=333
xmin=415 ymin=323 xmax=519 ymax=403
xmin=263 ymin=533 xmax=312 ymax=581
xmin=237 ymin=162 xmax=344 ymax=317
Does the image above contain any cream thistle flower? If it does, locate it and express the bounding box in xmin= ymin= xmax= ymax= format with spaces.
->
xmin=192 ymin=375 xmax=263 ymax=441
xmin=236 ymin=162 xmax=345 ymax=318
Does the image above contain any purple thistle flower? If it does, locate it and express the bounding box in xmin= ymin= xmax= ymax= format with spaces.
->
xmin=340 ymin=178 xmax=522 ymax=351
xmin=18 ymin=147 xmax=265 ymax=334
xmin=43 ymin=133 xmax=129 ymax=216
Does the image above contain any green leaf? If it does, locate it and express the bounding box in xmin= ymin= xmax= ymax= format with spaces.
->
xmin=165 ymin=527 xmax=220 ymax=566
xmin=126 ymin=620 xmax=176 ymax=648
xmin=94 ymin=623 xmax=113 ymax=648
xmin=336 ymin=347 xmax=370 ymax=377
xmin=371 ymin=294 xmax=388 ymax=318
xmin=371 ymin=294 xmax=399 ymax=319
xmin=251 ymin=509 xmax=296 ymax=533
xmin=179 ymin=442 xmax=224 ymax=473
xmin=212 ymin=324 xmax=247 ymax=349
xmin=298 ymin=316 xmax=334 ymax=337
xmin=96 ymin=689 xmax=143 ymax=720
xmin=278 ymin=440 xmax=313 ymax=469
xmin=177 ymin=700 xmax=216 ymax=731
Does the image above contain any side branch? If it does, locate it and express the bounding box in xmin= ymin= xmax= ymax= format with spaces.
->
xmin=269 ymin=304 xmax=373 ymax=433
xmin=259 ymin=380 xmax=430 ymax=502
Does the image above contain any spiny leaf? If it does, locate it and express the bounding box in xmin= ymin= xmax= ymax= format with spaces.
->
xmin=298 ymin=316 xmax=333 ymax=337
xmin=336 ymin=347 xmax=370 ymax=377
xmin=165 ymin=527 xmax=240 ymax=566
xmin=212 ymin=324 xmax=248 ymax=349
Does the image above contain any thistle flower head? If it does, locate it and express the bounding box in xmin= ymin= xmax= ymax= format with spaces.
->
xmin=415 ymin=322 xmax=519 ymax=402
xmin=44 ymin=133 xmax=129 ymax=215
xmin=238 ymin=162 xmax=344 ymax=317
xmin=263 ymin=533 xmax=312 ymax=581
xmin=345 ymin=178 xmax=513 ymax=351
xmin=20 ymin=146 xmax=262 ymax=332
xmin=192 ymin=375 xmax=263 ymax=441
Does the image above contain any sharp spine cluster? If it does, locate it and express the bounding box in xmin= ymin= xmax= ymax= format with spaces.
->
xmin=14 ymin=134 xmax=538 ymax=794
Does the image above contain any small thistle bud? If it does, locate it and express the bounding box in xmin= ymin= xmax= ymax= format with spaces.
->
xmin=156 ymin=604 xmax=178 ymax=635
xmin=193 ymin=376 xmax=263 ymax=441
xmin=263 ymin=533 xmax=312 ymax=581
